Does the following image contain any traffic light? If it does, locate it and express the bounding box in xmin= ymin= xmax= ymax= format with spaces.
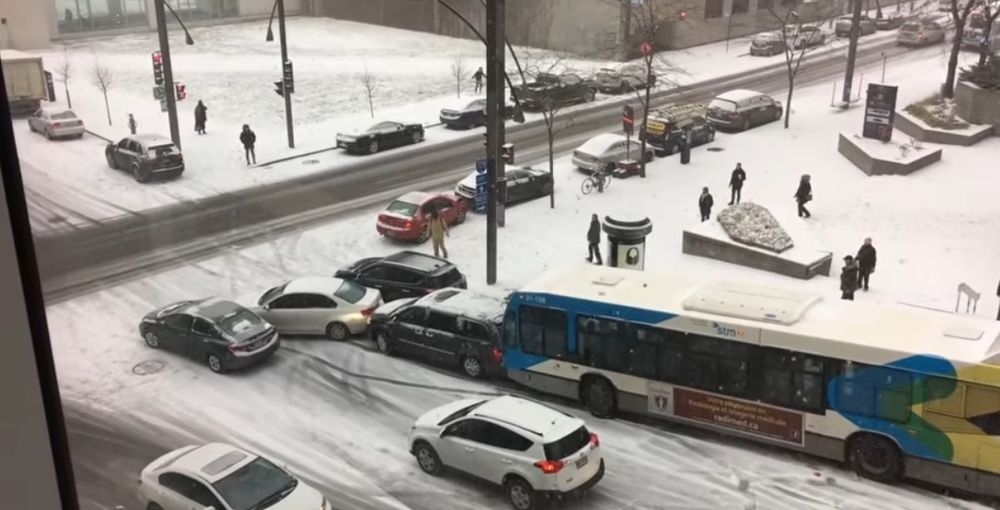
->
xmin=679 ymin=10 xmax=688 ymax=21
xmin=174 ymin=83 xmax=186 ymax=101
xmin=501 ymin=143 xmax=514 ymax=165
xmin=282 ymin=60 xmax=294 ymax=95
xmin=152 ymin=51 xmax=163 ymax=85
xmin=274 ymin=81 xmax=285 ymax=97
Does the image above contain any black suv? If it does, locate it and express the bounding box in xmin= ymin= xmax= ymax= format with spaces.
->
xmin=105 ymin=133 xmax=185 ymax=183
xmin=368 ymin=288 xmax=505 ymax=378
xmin=335 ymin=251 xmax=467 ymax=302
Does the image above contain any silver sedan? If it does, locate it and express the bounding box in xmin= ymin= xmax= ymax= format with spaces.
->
xmin=252 ymin=276 xmax=382 ymax=340
xmin=28 ymin=108 xmax=85 ymax=139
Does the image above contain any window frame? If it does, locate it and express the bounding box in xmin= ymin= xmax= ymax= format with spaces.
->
xmin=518 ymin=306 xmax=568 ymax=359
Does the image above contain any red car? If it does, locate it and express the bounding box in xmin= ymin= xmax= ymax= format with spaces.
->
xmin=376 ymin=191 xmax=468 ymax=242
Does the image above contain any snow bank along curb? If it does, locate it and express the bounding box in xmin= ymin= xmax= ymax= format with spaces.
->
xmin=894 ymin=110 xmax=995 ymax=146
xmin=837 ymin=132 xmax=942 ymax=176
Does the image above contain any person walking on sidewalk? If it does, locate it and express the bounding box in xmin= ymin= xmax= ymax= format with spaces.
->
xmin=699 ymin=187 xmax=714 ymax=222
xmin=194 ymin=100 xmax=208 ymax=134
xmin=473 ymin=67 xmax=485 ymax=93
xmin=127 ymin=113 xmax=137 ymax=135
xmin=840 ymin=255 xmax=859 ymax=300
xmin=429 ymin=208 xmax=449 ymax=259
xmin=728 ymin=163 xmax=746 ymax=205
xmin=586 ymin=214 xmax=603 ymax=265
xmin=239 ymin=124 xmax=257 ymax=165
xmin=794 ymin=174 xmax=812 ymax=218
xmin=855 ymin=237 xmax=877 ymax=291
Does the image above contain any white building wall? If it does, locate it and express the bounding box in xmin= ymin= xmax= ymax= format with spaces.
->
xmin=0 ymin=0 xmax=56 ymax=50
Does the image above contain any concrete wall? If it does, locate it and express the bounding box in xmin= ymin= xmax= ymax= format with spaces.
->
xmin=955 ymin=81 xmax=1000 ymax=135
xmin=0 ymin=0 xmax=56 ymax=50
xmin=682 ymin=230 xmax=832 ymax=279
xmin=894 ymin=110 xmax=995 ymax=146
xmin=837 ymin=133 xmax=942 ymax=176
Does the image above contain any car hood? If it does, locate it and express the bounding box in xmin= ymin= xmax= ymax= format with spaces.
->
xmin=268 ymin=480 xmax=326 ymax=510
xmin=374 ymin=298 xmax=417 ymax=319
xmin=415 ymin=398 xmax=485 ymax=428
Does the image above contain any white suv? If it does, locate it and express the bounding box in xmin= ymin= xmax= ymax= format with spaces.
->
xmin=408 ymin=396 xmax=605 ymax=510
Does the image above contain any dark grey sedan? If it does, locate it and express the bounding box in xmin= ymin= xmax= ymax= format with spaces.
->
xmin=139 ymin=298 xmax=280 ymax=373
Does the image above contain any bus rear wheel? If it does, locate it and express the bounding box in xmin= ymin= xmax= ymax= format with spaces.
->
xmin=848 ymin=433 xmax=903 ymax=483
xmin=582 ymin=377 xmax=616 ymax=418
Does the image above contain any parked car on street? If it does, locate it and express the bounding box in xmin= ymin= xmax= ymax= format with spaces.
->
xmin=138 ymin=443 xmax=330 ymax=510
xmin=835 ymin=15 xmax=877 ymax=37
xmin=644 ymin=110 xmax=716 ymax=156
xmin=27 ymin=108 xmax=84 ymax=139
xmin=705 ymin=89 xmax=783 ymax=131
xmin=439 ymin=98 xmax=516 ymax=129
xmin=139 ymin=298 xmax=279 ymax=373
xmin=572 ymin=133 xmax=653 ymax=174
xmin=750 ymin=32 xmax=785 ymax=56
xmin=791 ymin=25 xmax=828 ymax=49
xmin=105 ymin=133 xmax=184 ymax=183
xmin=369 ymin=288 xmax=506 ymax=378
xmin=594 ymin=64 xmax=655 ymax=94
xmin=336 ymin=120 xmax=424 ymax=154
xmin=454 ymin=165 xmax=553 ymax=205
xmin=376 ymin=191 xmax=468 ymax=242
xmin=961 ymin=27 xmax=987 ymax=50
xmin=897 ymin=19 xmax=946 ymax=46
xmin=335 ymin=251 xmax=467 ymax=302
xmin=408 ymin=395 xmax=605 ymax=510
xmin=875 ymin=14 xmax=906 ymax=30
xmin=512 ymin=72 xmax=597 ymax=110
xmin=253 ymin=277 xmax=382 ymax=340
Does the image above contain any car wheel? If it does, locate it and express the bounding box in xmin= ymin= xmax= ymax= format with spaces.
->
xmin=207 ymin=354 xmax=224 ymax=373
xmin=583 ymin=377 xmax=616 ymax=418
xmin=375 ymin=332 xmax=395 ymax=355
xmin=455 ymin=208 xmax=467 ymax=224
xmin=741 ymin=117 xmax=751 ymax=131
xmin=106 ymin=153 xmax=117 ymax=170
xmin=541 ymin=182 xmax=553 ymax=195
xmin=45 ymin=128 xmax=52 ymax=140
xmin=505 ymin=477 xmax=537 ymax=510
xmin=147 ymin=503 xmax=164 ymax=510
xmin=326 ymin=322 xmax=350 ymax=341
xmin=413 ymin=441 xmax=443 ymax=476
xmin=461 ymin=356 xmax=484 ymax=378
xmin=619 ymin=82 xmax=630 ymax=95
xmin=708 ymin=131 xmax=716 ymax=142
xmin=586 ymin=89 xmax=597 ymax=102
xmin=666 ymin=144 xmax=678 ymax=155
xmin=417 ymin=225 xmax=430 ymax=243
xmin=367 ymin=140 xmax=380 ymax=154
xmin=143 ymin=330 xmax=160 ymax=349
xmin=849 ymin=434 xmax=903 ymax=483
xmin=131 ymin=164 xmax=148 ymax=183
xmin=774 ymin=108 xmax=783 ymax=121
xmin=644 ymin=151 xmax=654 ymax=163
xmin=411 ymin=130 xmax=423 ymax=144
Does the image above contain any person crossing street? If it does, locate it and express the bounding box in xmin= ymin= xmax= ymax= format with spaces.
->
xmin=586 ymin=214 xmax=603 ymax=265
xmin=728 ymin=163 xmax=746 ymax=205
xmin=855 ymin=237 xmax=877 ymax=291
xmin=239 ymin=124 xmax=256 ymax=165
xmin=699 ymin=187 xmax=714 ymax=222
xmin=472 ymin=67 xmax=485 ymax=93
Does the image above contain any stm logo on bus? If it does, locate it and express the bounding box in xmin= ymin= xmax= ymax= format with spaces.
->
xmin=712 ymin=322 xmax=744 ymax=338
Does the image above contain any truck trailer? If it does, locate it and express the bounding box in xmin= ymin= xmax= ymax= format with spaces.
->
xmin=1 ymin=50 xmax=47 ymax=116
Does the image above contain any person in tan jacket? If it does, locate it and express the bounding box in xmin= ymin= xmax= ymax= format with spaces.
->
xmin=429 ymin=208 xmax=449 ymax=259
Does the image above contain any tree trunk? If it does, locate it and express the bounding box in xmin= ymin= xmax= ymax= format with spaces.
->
xmin=103 ymin=90 xmax=111 ymax=126
xmin=548 ymin=126 xmax=555 ymax=209
xmin=784 ymin=78 xmax=794 ymax=129
xmin=367 ymin=92 xmax=374 ymax=118
xmin=618 ymin=0 xmax=631 ymax=61
xmin=980 ymin=16 xmax=996 ymax=66
xmin=943 ymin=30 xmax=963 ymax=98
xmin=874 ymin=0 xmax=883 ymax=19
xmin=64 ymin=84 xmax=72 ymax=109
xmin=639 ymin=56 xmax=653 ymax=178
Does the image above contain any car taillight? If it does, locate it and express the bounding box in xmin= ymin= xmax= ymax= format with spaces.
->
xmin=590 ymin=432 xmax=600 ymax=448
xmin=918 ymin=32 xmax=924 ymax=39
xmin=533 ymin=460 xmax=564 ymax=474
xmin=404 ymin=220 xmax=414 ymax=229
xmin=229 ymin=343 xmax=246 ymax=353
xmin=361 ymin=307 xmax=375 ymax=317
xmin=52 ymin=122 xmax=62 ymax=128
xmin=491 ymin=346 xmax=503 ymax=363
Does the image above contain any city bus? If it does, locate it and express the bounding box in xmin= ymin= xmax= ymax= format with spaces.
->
xmin=500 ymin=264 xmax=1000 ymax=497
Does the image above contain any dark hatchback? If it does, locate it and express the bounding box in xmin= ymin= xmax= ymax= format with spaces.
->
xmin=335 ymin=121 xmax=424 ymax=155
xmin=335 ymin=251 xmax=467 ymax=302
xmin=105 ymin=134 xmax=185 ymax=183
xmin=439 ymin=98 xmax=516 ymax=129
xmin=139 ymin=298 xmax=279 ymax=373
xmin=368 ymin=288 xmax=506 ymax=378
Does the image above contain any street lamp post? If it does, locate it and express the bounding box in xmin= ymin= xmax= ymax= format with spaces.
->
xmin=266 ymin=0 xmax=294 ymax=148
xmin=153 ymin=0 xmax=194 ymax=150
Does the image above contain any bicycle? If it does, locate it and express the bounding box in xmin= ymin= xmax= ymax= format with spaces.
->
xmin=581 ymin=169 xmax=611 ymax=195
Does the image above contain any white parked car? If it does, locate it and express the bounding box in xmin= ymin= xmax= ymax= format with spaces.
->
xmin=409 ymin=396 xmax=605 ymax=510
xmin=138 ymin=443 xmax=331 ymax=510
xmin=27 ymin=108 xmax=85 ymax=139
xmin=253 ymin=276 xmax=382 ymax=340
xmin=571 ymin=133 xmax=652 ymax=174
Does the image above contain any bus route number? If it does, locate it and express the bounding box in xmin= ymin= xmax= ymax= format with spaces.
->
xmin=523 ymin=294 xmax=547 ymax=305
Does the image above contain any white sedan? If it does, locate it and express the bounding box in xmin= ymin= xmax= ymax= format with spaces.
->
xmin=252 ymin=276 xmax=381 ymax=340
xmin=138 ymin=443 xmax=331 ymax=510
xmin=27 ymin=108 xmax=85 ymax=139
xmin=571 ymin=132 xmax=652 ymax=174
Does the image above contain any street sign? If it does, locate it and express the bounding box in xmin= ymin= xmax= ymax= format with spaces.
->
xmin=476 ymin=158 xmax=488 ymax=174
xmin=622 ymin=105 xmax=635 ymax=136
xmin=475 ymin=158 xmax=488 ymax=214
xmin=862 ymin=83 xmax=898 ymax=142
xmin=153 ymin=85 xmax=165 ymax=100
xmin=282 ymin=60 xmax=294 ymax=94
xmin=160 ymin=99 xmax=168 ymax=112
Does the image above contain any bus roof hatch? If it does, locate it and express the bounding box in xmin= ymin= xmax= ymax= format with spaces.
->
xmin=682 ymin=282 xmax=820 ymax=325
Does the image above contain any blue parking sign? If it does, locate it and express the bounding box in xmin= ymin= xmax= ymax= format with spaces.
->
xmin=475 ymin=173 xmax=488 ymax=214
xmin=476 ymin=158 xmax=488 ymax=174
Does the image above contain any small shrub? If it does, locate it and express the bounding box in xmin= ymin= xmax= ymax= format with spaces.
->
xmin=959 ymin=53 xmax=1000 ymax=91
xmin=903 ymin=94 xmax=970 ymax=130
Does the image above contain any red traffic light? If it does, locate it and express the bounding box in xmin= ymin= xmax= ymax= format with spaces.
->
xmin=152 ymin=51 xmax=162 ymax=63
xmin=175 ymin=83 xmax=186 ymax=101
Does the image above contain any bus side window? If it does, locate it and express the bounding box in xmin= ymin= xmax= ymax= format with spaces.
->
xmin=520 ymin=306 xmax=568 ymax=358
xmin=503 ymin=311 xmax=518 ymax=349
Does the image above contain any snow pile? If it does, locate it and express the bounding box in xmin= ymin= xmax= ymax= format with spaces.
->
xmin=717 ymin=202 xmax=794 ymax=253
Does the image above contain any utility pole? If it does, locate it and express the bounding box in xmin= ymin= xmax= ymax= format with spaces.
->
xmin=485 ymin=0 xmax=506 ymax=285
xmin=842 ymin=0 xmax=864 ymax=104
xmin=154 ymin=0 xmax=180 ymax=149
xmin=277 ymin=0 xmax=294 ymax=148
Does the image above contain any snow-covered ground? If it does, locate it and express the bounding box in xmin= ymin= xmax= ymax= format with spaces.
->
xmin=47 ymin=45 xmax=1000 ymax=509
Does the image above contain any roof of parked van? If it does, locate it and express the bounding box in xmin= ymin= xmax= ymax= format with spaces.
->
xmin=715 ymin=89 xmax=765 ymax=102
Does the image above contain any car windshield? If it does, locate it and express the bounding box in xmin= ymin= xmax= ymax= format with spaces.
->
xmin=158 ymin=301 xmax=192 ymax=317
xmin=708 ymin=99 xmax=737 ymax=112
xmin=212 ymin=457 xmax=296 ymax=510
xmin=216 ymin=308 xmax=263 ymax=338
xmin=366 ymin=122 xmax=397 ymax=132
xmin=901 ymin=23 xmax=920 ymax=32
xmin=386 ymin=200 xmax=419 ymax=217
xmin=437 ymin=400 xmax=486 ymax=426
xmin=51 ymin=112 xmax=76 ymax=120
xmin=334 ymin=280 xmax=367 ymax=303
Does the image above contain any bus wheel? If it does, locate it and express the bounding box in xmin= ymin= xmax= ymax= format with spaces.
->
xmin=848 ymin=433 xmax=903 ymax=483
xmin=582 ymin=377 xmax=616 ymax=418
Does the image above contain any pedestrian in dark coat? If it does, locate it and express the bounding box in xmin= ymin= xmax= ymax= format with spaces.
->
xmin=840 ymin=255 xmax=859 ymax=300
xmin=699 ymin=187 xmax=714 ymax=222
xmin=239 ymin=124 xmax=256 ymax=165
xmin=728 ymin=163 xmax=746 ymax=205
xmin=472 ymin=67 xmax=485 ymax=93
xmin=127 ymin=113 xmax=137 ymax=135
xmin=586 ymin=214 xmax=603 ymax=265
xmin=794 ymin=174 xmax=812 ymax=218
xmin=855 ymin=237 xmax=877 ymax=291
xmin=194 ymin=100 xmax=207 ymax=134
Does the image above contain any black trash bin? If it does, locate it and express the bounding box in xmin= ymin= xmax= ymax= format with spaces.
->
xmin=602 ymin=216 xmax=653 ymax=270
xmin=680 ymin=129 xmax=691 ymax=165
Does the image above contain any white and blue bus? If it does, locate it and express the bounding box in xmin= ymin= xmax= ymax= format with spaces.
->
xmin=501 ymin=264 xmax=1000 ymax=497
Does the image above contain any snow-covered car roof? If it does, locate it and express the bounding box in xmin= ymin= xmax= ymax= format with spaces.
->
xmin=395 ymin=191 xmax=434 ymax=204
xmin=165 ymin=443 xmax=257 ymax=483
xmin=132 ymin=133 xmax=174 ymax=146
xmin=418 ymin=288 xmax=506 ymax=322
xmin=282 ymin=276 xmax=347 ymax=297
xmin=715 ymin=89 xmax=767 ymax=103
xmin=470 ymin=396 xmax=582 ymax=439
xmin=458 ymin=165 xmax=541 ymax=188
xmin=754 ymin=32 xmax=782 ymax=41
xmin=577 ymin=133 xmax=627 ymax=154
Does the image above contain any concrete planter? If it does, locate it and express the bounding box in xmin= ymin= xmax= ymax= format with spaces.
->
xmin=954 ymin=81 xmax=1000 ymax=135
xmin=837 ymin=133 xmax=942 ymax=176
xmin=894 ymin=110 xmax=994 ymax=146
xmin=682 ymin=231 xmax=831 ymax=280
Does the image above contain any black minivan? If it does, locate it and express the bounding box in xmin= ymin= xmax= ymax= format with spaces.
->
xmin=368 ymin=288 xmax=505 ymax=378
xmin=335 ymin=251 xmax=467 ymax=302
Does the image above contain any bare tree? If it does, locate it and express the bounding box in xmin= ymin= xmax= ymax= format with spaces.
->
xmin=978 ymin=0 xmax=1000 ymax=66
xmin=515 ymin=54 xmax=574 ymax=208
xmin=451 ymin=57 xmax=467 ymax=98
xmin=359 ymin=67 xmax=379 ymax=118
xmin=767 ymin=2 xmax=840 ymax=128
xmin=943 ymin=0 xmax=980 ymax=98
xmin=54 ymin=46 xmax=73 ymax=109
xmin=91 ymin=58 xmax=115 ymax=126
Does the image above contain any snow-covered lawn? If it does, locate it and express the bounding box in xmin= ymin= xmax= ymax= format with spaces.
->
xmin=46 ymin=44 xmax=1000 ymax=510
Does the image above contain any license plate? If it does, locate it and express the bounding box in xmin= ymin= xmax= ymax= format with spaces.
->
xmin=575 ymin=455 xmax=588 ymax=469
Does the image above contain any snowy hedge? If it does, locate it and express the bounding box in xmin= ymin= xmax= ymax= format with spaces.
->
xmin=717 ymin=203 xmax=794 ymax=253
